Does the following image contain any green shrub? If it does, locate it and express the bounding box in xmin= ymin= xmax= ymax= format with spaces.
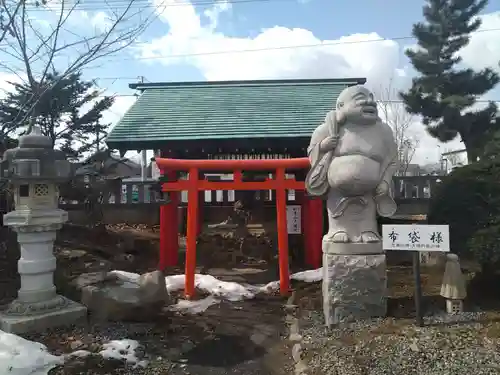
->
xmin=467 ymin=225 xmax=500 ymax=269
xmin=427 ymin=150 xmax=500 ymax=268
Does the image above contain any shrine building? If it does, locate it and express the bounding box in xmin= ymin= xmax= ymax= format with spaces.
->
xmin=106 ymin=78 xmax=366 ymax=274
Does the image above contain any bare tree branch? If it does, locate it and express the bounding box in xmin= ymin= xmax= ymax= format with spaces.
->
xmin=0 ymin=0 xmax=162 ymax=132
xmin=376 ymin=77 xmax=420 ymax=176
xmin=0 ymin=0 xmax=23 ymax=44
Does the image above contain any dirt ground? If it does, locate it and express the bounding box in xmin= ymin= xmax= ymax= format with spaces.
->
xmin=0 ymin=223 xmax=494 ymax=374
xmin=1 ymin=224 xmax=296 ymax=374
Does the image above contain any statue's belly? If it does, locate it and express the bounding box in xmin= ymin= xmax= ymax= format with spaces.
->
xmin=327 ymin=155 xmax=381 ymax=196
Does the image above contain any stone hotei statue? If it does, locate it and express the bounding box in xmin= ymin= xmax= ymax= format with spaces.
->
xmin=306 ymin=85 xmax=398 ymax=246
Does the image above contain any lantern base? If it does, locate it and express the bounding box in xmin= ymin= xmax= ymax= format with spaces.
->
xmin=445 ymin=299 xmax=464 ymax=314
xmin=0 ymin=295 xmax=87 ymax=334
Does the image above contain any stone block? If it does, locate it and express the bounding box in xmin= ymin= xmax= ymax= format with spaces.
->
xmin=0 ymin=296 xmax=87 ymax=334
xmin=76 ymin=270 xmax=171 ymax=321
xmin=322 ymin=252 xmax=387 ymax=326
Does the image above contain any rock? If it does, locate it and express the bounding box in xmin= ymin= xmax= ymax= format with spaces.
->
xmin=323 ymin=253 xmax=387 ymax=325
xmin=70 ymin=340 xmax=85 ymax=350
xmin=60 ymin=249 xmax=87 ymax=259
xmin=74 ymin=272 xmax=119 ymax=289
xmin=75 ymin=270 xmax=171 ymax=321
xmin=112 ymin=253 xmax=135 ymax=263
xmin=138 ymin=270 xmax=168 ymax=303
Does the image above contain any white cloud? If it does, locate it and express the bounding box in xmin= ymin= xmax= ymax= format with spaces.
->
xmin=104 ymin=95 xmax=137 ymax=127
xmin=203 ymin=0 xmax=232 ymax=31
xmin=153 ymin=0 xmax=203 ymax=38
xmin=136 ymin=3 xmax=500 ymax=165
xmin=459 ymin=11 xmax=500 ymax=73
xmin=39 ymin=2 xmax=114 ymax=33
xmin=414 ymin=128 xmax=463 ymax=166
xmin=77 ymin=10 xmax=113 ymax=33
xmin=0 ymin=72 xmax=24 ymax=99
xmin=139 ymin=10 xmax=405 ymax=88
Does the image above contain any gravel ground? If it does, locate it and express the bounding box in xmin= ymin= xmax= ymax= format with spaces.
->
xmin=300 ymin=310 xmax=500 ymax=375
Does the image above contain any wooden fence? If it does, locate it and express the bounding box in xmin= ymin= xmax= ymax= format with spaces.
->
xmin=59 ymin=175 xmax=442 ymax=208
xmin=55 ymin=175 xmax=442 ymax=226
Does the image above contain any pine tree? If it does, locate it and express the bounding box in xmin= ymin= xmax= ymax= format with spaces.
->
xmin=400 ymin=0 xmax=500 ymax=162
xmin=0 ymin=72 xmax=114 ymax=159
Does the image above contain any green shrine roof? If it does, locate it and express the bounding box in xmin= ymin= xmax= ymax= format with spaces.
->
xmin=106 ymin=78 xmax=366 ymax=150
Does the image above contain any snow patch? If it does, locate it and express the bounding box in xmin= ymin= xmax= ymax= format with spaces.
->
xmin=0 ymin=330 xmax=63 ymax=375
xmin=111 ymin=267 xmax=324 ymax=314
xmin=291 ymin=268 xmax=323 ymax=283
xmin=168 ymin=295 xmax=220 ymax=314
xmin=0 ymin=331 xmax=148 ymax=375
xmin=100 ymin=339 xmax=148 ymax=368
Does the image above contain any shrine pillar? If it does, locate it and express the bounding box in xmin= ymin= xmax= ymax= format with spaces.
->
xmin=159 ymin=170 xmax=179 ymax=269
xmin=304 ymin=195 xmax=323 ymax=269
xmin=197 ymin=171 xmax=204 ymax=236
xmin=275 ymin=168 xmax=291 ymax=295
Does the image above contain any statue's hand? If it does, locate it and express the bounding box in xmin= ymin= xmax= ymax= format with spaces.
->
xmin=319 ymin=135 xmax=339 ymax=152
xmin=375 ymin=181 xmax=389 ymax=196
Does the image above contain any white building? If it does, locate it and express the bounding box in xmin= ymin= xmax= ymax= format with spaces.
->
xmin=441 ymin=149 xmax=468 ymax=174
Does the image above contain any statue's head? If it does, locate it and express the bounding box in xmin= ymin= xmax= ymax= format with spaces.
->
xmin=336 ymin=85 xmax=379 ymax=125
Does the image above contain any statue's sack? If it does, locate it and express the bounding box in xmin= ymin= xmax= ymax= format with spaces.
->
xmin=305 ymin=111 xmax=339 ymax=198
xmin=305 ymin=152 xmax=332 ymax=197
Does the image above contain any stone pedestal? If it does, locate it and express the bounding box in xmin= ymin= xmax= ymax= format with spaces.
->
xmin=0 ymin=212 xmax=87 ymax=334
xmin=322 ymin=240 xmax=387 ymax=326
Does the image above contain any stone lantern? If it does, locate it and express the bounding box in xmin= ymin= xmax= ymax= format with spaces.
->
xmin=0 ymin=126 xmax=87 ymax=334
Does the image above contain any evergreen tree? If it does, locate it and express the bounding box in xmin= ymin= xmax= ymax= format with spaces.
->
xmin=400 ymin=0 xmax=500 ymax=162
xmin=0 ymin=72 xmax=114 ymax=159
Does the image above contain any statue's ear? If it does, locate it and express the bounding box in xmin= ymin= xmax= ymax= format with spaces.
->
xmin=336 ymin=101 xmax=344 ymax=110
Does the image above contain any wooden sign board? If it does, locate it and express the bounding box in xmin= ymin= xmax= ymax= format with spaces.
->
xmin=382 ymin=224 xmax=450 ymax=252
xmin=286 ymin=205 xmax=301 ymax=234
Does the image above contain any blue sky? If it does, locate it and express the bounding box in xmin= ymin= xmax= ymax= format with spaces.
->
xmin=92 ymin=0 xmax=500 ymax=87
xmin=0 ymin=0 xmax=499 ymax=164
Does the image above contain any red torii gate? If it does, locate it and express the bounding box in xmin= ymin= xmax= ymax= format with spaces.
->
xmin=155 ymin=157 xmax=324 ymax=298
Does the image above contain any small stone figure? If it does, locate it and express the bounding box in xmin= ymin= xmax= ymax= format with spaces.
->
xmin=440 ymin=253 xmax=467 ymax=314
xmin=306 ymin=85 xmax=398 ymax=247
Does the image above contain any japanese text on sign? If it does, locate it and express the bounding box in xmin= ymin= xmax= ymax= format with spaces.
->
xmin=286 ymin=205 xmax=301 ymax=234
xmin=382 ymin=224 xmax=450 ymax=252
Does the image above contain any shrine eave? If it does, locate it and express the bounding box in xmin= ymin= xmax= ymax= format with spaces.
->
xmin=109 ymin=136 xmax=310 ymax=156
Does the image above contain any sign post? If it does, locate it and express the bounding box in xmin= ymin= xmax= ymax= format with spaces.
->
xmin=412 ymin=251 xmax=423 ymax=326
xmin=382 ymin=224 xmax=450 ymax=327
xmin=286 ymin=205 xmax=302 ymax=234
